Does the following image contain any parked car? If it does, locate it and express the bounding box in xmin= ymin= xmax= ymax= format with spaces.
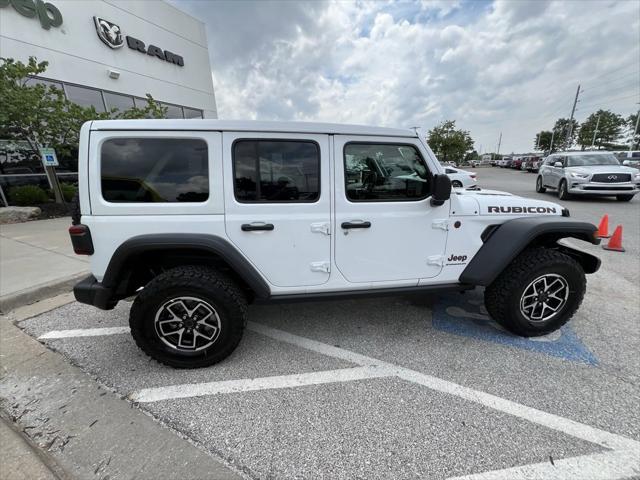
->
xmin=499 ymin=156 xmax=512 ymax=168
xmin=536 ymin=151 xmax=640 ymax=201
xmin=614 ymin=151 xmax=640 ymax=169
xmin=523 ymin=156 xmax=542 ymax=173
xmin=511 ymin=157 xmax=524 ymax=170
xmin=442 ymin=165 xmax=477 ymax=188
xmin=69 ymin=119 xmax=601 ymax=368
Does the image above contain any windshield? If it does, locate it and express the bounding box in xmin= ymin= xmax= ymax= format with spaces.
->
xmin=567 ymin=154 xmax=620 ymax=167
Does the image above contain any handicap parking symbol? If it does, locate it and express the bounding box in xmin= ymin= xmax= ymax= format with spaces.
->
xmin=432 ymin=291 xmax=598 ymax=365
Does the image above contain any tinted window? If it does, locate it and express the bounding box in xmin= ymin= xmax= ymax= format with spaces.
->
xmin=566 ymin=154 xmax=620 ymax=167
xmin=233 ymin=140 xmax=320 ymax=202
xmin=101 ymin=138 xmax=208 ymax=203
xmin=162 ymin=103 xmax=184 ymax=119
xmin=344 ymin=143 xmax=430 ymax=201
xmin=65 ymin=85 xmax=105 ymax=112
xmin=184 ymin=107 xmax=203 ymax=119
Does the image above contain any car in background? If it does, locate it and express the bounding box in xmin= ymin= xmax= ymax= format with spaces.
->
xmin=522 ymin=156 xmax=542 ymax=173
xmin=614 ymin=151 xmax=640 ymax=169
xmin=442 ymin=165 xmax=477 ymax=188
xmin=536 ymin=151 xmax=640 ymax=201
xmin=511 ymin=157 xmax=524 ymax=170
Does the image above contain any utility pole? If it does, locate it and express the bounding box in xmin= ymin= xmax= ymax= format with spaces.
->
xmin=631 ymin=109 xmax=640 ymax=152
xmin=566 ymin=84 xmax=581 ymax=149
xmin=550 ymin=129 xmax=555 ymax=153
xmin=591 ymin=114 xmax=601 ymax=148
xmin=497 ymin=132 xmax=502 ymax=155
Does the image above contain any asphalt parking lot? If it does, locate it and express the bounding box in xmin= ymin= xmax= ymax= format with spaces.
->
xmin=11 ymin=168 xmax=640 ymax=479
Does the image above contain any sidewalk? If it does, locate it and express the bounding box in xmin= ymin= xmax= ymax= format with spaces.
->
xmin=0 ymin=218 xmax=88 ymax=312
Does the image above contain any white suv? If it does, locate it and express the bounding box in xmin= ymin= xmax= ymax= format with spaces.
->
xmin=536 ymin=151 xmax=640 ymax=201
xmin=69 ymin=120 xmax=601 ymax=368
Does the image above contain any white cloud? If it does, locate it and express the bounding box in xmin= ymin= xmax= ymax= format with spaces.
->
xmin=173 ymin=0 xmax=639 ymax=153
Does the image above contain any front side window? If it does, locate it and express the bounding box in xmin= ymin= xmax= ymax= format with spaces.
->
xmin=101 ymin=138 xmax=208 ymax=203
xmin=233 ymin=140 xmax=320 ymax=202
xmin=344 ymin=143 xmax=430 ymax=201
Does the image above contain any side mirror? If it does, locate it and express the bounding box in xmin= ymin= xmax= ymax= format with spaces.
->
xmin=553 ymin=161 xmax=563 ymax=168
xmin=622 ymin=160 xmax=630 ymax=166
xmin=431 ymin=174 xmax=452 ymax=207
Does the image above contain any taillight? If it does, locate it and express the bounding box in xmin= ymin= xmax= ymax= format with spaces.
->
xmin=68 ymin=224 xmax=94 ymax=255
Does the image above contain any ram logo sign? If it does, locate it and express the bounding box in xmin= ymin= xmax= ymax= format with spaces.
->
xmin=92 ymin=16 xmax=184 ymax=67
xmin=94 ymin=17 xmax=123 ymax=49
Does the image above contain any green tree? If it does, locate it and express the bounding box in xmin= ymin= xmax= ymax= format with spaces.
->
xmin=550 ymin=118 xmax=579 ymax=151
xmin=0 ymin=57 xmax=166 ymax=202
xmin=426 ymin=120 xmax=475 ymax=164
xmin=577 ymin=110 xmax=625 ymax=150
xmin=534 ymin=131 xmax=553 ymax=152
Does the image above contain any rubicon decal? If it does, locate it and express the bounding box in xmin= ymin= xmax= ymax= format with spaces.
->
xmin=488 ymin=206 xmax=557 ymax=214
xmin=92 ymin=16 xmax=184 ymax=67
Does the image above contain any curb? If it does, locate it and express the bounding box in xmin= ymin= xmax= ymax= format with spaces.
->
xmin=0 ymin=271 xmax=87 ymax=314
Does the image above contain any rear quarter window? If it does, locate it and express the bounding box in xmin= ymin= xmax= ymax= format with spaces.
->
xmin=101 ymin=138 xmax=208 ymax=203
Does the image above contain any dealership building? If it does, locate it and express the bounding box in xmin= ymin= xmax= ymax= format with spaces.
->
xmin=0 ymin=0 xmax=217 ymax=188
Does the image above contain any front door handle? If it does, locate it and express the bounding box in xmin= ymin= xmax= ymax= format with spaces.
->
xmin=241 ymin=223 xmax=274 ymax=232
xmin=341 ymin=221 xmax=371 ymax=229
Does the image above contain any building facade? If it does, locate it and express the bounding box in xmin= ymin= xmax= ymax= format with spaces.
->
xmin=0 ymin=0 xmax=217 ymax=190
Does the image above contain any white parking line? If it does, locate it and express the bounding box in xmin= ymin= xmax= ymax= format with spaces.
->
xmin=130 ymin=366 xmax=391 ymax=403
xmin=38 ymin=321 xmax=640 ymax=479
xmin=39 ymin=326 xmax=130 ymax=339
xmin=447 ymin=448 xmax=640 ymax=480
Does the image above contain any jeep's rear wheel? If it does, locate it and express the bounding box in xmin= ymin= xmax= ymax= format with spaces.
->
xmin=484 ymin=248 xmax=585 ymax=337
xmin=535 ymin=176 xmax=546 ymax=193
xmin=558 ymin=180 xmax=571 ymax=200
xmin=130 ymin=266 xmax=247 ymax=368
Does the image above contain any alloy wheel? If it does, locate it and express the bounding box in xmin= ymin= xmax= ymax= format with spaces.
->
xmin=154 ymin=296 xmax=221 ymax=351
xmin=519 ymin=274 xmax=569 ymax=323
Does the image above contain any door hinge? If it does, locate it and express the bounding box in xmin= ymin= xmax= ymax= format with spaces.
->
xmin=310 ymin=261 xmax=331 ymax=273
xmin=432 ymin=219 xmax=449 ymax=231
xmin=311 ymin=222 xmax=331 ymax=235
xmin=427 ymin=255 xmax=444 ymax=267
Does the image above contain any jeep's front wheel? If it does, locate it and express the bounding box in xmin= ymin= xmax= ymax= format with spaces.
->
xmin=484 ymin=248 xmax=585 ymax=337
xmin=130 ymin=266 xmax=247 ymax=368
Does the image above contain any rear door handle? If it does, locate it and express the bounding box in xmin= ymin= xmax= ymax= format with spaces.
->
xmin=241 ymin=223 xmax=274 ymax=232
xmin=341 ymin=221 xmax=371 ymax=229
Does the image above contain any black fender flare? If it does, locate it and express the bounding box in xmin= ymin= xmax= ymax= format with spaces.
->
xmin=459 ymin=216 xmax=601 ymax=286
xmin=102 ymin=234 xmax=271 ymax=299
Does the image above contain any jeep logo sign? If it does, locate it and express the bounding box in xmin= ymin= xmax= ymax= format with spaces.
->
xmin=92 ymin=16 xmax=184 ymax=67
xmin=0 ymin=0 xmax=62 ymax=30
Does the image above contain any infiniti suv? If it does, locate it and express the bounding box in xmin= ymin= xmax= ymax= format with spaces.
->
xmin=536 ymin=151 xmax=640 ymax=201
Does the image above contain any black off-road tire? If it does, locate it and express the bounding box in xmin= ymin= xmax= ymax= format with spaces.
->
xmin=558 ymin=179 xmax=571 ymax=200
xmin=130 ymin=266 xmax=247 ymax=368
xmin=70 ymin=193 xmax=81 ymax=225
xmin=484 ymin=248 xmax=586 ymax=337
xmin=616 ymin=194 xmax=634 ymax=202
xmin=535 ymin=176 xmax=546 ymax=193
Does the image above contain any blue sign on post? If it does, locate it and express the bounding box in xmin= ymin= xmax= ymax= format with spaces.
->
xmin=40 ymin=147 xmax=59 ymax=167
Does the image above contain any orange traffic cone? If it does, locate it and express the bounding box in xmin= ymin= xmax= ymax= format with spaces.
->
xmin=602 ymin=225 xmax=625 ymax=252
xmin=596 ymin=214 xmax=610 ymax=238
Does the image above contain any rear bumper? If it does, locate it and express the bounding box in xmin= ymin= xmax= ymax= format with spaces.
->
xmin=74 ymin=275 xmax=117 ymax=310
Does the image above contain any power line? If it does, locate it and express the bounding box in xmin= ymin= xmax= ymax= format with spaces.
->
xmin=576 ymin=93 xmax=640 ymax=112
xmin=581 ymin=79 xmax=639 ymax=96
xmin=582 ymin=62 xmax=640 ymax=85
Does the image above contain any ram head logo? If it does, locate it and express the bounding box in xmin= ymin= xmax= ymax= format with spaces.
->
xmin=94 ymin=17 xmax=124 ymax=49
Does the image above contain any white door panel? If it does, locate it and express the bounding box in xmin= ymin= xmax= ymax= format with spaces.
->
xmin=223 ymin=132 xmax=331 ymax=287
xmin=333 ymin=135 xmax=448 ymax=283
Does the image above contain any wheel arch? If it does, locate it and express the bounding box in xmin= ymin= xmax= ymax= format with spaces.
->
xmin=103 ymin=234 xmax=271 ymax=301
xmin=460 ymin=216 xmax=601 ymax=286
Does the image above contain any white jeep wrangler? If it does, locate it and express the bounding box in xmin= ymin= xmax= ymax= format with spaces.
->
xmin=69 ymin=120 xmax=601 ymax=368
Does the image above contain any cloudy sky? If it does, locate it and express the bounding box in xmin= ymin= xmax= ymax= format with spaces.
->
xmin=171 ymin=0 xmax=639 ymax=153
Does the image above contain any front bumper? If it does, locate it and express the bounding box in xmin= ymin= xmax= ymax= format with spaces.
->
xmin=74 ymin=275 xmax=117 ymax=310
xmin=567 ymin=181 xmax=640 ymax=196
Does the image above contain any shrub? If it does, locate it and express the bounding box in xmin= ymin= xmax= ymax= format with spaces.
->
xmin=8 ymin=185 xmax=49 ymax=206
xmin=60 ymin=183 xmax=78 ymax=202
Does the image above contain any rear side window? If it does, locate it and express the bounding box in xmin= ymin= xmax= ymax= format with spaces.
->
xmin=233 ymin=140 xmax=320 ymax=202
xmin=344 ymin=143 xmax=430 ymax=201
xmin=101 ymin=138 xmax=208 ymax=203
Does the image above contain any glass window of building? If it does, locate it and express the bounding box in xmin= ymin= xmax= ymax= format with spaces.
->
xmin=134 ymin=97 xmax=149 ymax=109
xmin=104 ymin=92 xmax=135 ymax=114
xmin=65 ymin=85 xmax=106 ymax=112
xmin=184 ymin=107 xmax=203 ymax=119
xmin=162 ymin=103 xmax=184 ymax=119
xmin=25 ymin=77 xmax=64 ymax=92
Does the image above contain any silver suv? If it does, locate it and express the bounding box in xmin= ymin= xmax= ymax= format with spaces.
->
xmin=536 ymin=151 xmax=640 ymax=202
